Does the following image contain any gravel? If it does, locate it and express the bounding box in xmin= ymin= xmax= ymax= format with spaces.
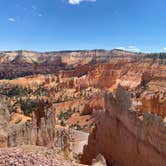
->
xmin=0 ymin=146 xmax=78 ymax=166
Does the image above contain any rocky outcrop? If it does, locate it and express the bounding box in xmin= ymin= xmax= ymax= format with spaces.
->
xmin=0 ymin=49 xmax=165 ymax=165
xmin=92 ymin=154 xmax=107 ymax=166
xmin=81 ymin=85 xmax=166 ymax=166
xmin=141 ymin=92 xmax=166 ymax=117
xmin=0 ymin=100 xmax=72 ymax=151
xmin=6 ymin=106 xmax=56 ymax=147
xmin=0 ymin=101 xmax=10 ymax=148
xmin=0 ymin=100 xmax=10 ymax=127
xmin=0 ymin=104 xmax=79 ymax=163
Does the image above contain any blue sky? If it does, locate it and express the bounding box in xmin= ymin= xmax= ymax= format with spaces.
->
xmin=0 ymin=0 xmax=166 ymax=52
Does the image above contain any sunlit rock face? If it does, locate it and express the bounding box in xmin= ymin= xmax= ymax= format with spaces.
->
xmin=81 ymin=86 xmax=166 ymax=166
xmin=141 ymin=92 xmax=166 ymax=117
xmin=0 ymin=101 xmax=10 ymax=148
xmin=3 ymin=102 xmax=56 ymax=147
xmin=0 ymin=49 xmax=165 ymax=132
xmin=0 ymin=49 xmax=143 ymax=79
xmin=0 ymin=100 xmax=71 ymax=151
xmin=0 ymin=49 xmax=165 ymax=165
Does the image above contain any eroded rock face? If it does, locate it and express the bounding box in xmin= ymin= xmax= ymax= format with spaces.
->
xmin=0 ymin=53 xmax=165 ymax=132
xmin=141 ymin=92 xmax=166 ymax=117
xmin=0 ymin=49 xmax=143 ymax=79
xmin=0 ymin=101 xmax=10 ymax=148
xmin=7 ymin=107 xmax=56 ymax=148
xmin=0 ymin=49 xmax=165 ymax=165
xmin=0 ymin=100 xmax=72 ymax=152
xmin=0 ymin=101 xmax=10 ymax=126
xmin=81 ymin=85 xmax=166 ymax=166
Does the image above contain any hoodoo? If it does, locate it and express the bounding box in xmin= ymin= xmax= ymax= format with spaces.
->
xmin=81 ymin=85 xmax=166 ymax=166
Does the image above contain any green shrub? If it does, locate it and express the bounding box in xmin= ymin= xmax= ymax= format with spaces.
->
xmin=58 ymin=107 xmax=72 ymax=121
xmin=20 ymin=98 xmax=39 ymax=116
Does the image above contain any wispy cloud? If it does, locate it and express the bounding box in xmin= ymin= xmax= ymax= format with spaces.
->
xmin=116 ymin=46 xmax=141 ymax=52
xmin=8 ymin=18 xmax=15 ymax=22
xmin=68 ymin=0 xmax=96 ymax=5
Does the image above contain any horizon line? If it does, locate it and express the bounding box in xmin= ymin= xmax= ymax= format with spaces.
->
xmin=0 ymin=48 xmax=166 ymax=54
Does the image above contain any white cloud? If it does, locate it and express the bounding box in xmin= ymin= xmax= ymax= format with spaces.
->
xmin=162 ymin=47 xmax=166 ymax=51
xmin=68 ymin=0 xmax=96 ymax=5
xmin=126 ymin=45 xmax=140 ymax=52
xmin=116 ymin=47 xmax=126 ymax=50
xmin=127 ymin=48 xmax=140 ymax=52
xmin=128 ymin=45 xmax=137 ymax=49
xmin=116 ymin=46 xmax=141 ymax=52
xmin=8 ymin=18 xmax=15 ymax=22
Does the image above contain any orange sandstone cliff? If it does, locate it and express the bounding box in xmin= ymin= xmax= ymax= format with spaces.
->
xmin=0 ymin=49 xmax=165 ymax=165
xmin=81 ymin=85 xmax=166 ymax=166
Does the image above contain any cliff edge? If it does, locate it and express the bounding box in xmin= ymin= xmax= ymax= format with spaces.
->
xmin=81 ymin=85 xmax=166 ymax=166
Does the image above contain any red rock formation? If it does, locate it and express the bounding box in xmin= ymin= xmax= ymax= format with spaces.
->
xmin=0 ymin=49 xmax=148 ymax=79
xmin=0 ymin=52 xmax=165 ymax=132
xmin=0 ymin=49 xmax=165 ymax=166
xmin=141 ymin=92 xmax=166 ymax=117
xmin=7 ymin=106 xmax=55 ymax=147
xmin=81 ymin=85 xmax=166 ymax=166
xmin=0 ymin=101 xmax=10 ymax=148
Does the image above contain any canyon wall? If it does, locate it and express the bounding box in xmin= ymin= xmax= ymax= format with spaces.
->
xmin=7 ymin=108 xmax=56 ymax=147
xmin=141 ymin=92 xmax=166 ymax=117
xmin=0 ymin=54 xmax=165 ymax=132
xmin=81 ymin=85 xmax=166 ymax=166
xmin=0 ymin=100 xmax=73 ymax=152
xmin=0 ymin=49 xmax=144 ymax=79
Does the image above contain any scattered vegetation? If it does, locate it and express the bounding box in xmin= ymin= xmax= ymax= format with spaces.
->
xmin=8 ymin=71 xmax=34 ymax=80
xmin=20 ymin=98 xmax=39 ymax=116
xmin=33 ymin=87 xmax=48 ymax=96
xmin=70 ymin=122 xmax=82 ymax=130
xmin=74 ymin=153 xmax=82 ymax=161
xmin=145 ymin=53 xmax=166 ymax=59
xmin=60 ymin=119 xmax=66 ymax=127
xmin=58 ymin=107 xmax=73 ymax=127
xmin=0 ymin=86 xmax=31 ymax=97
xmin=58 ymin=107 xmax=72 ymax=121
